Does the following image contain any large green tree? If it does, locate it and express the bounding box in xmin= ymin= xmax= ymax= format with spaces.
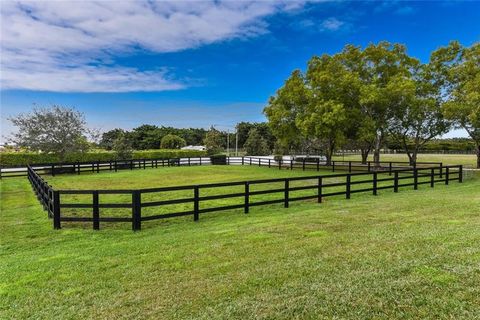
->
xmin=9 ymin=105 xmax=90 ymax=160
xmin=387 ymin=65 xmax=450 ymax=164
xmin=264 ymin=70 xmax=309 ymax=154
xmin=359 ymin=42 xmax=419 ymax=165
xmin=431 ymin=41 xmax=480 ymax=168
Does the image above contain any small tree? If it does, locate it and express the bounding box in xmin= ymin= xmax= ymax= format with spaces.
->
xmin=160 ymin=134 xmax=186 ymax=149
xmin=204 ymin=127 xmax=224 ymax=155
xmin=8 ymin=105 xmax=90 ymax=160
xmin=112 ymin=133 xmax=133 ymax=160
xmin=244 ymin=128 xmax=271 ymax=156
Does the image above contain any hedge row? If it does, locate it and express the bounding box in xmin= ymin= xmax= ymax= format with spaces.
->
xmin=0 ymin=149 xmax=207 ymax=167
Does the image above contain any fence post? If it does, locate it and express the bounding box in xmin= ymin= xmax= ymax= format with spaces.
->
xmin=51 ymin=164 xmax=55 ymax=176
xmin=389 ymin=162 xmax=392 ymax=175
xmin=97 ymin=162 xmax=100 ymax=173
xmin=200 ymin=157 xmax=202 ymax=166
xmin=373 ymin=172 xmax=378 ymax=196
xmin=348 ymin=161 xmax=352 ymax=173
xmin=130 ymin=160 xmax=133 ymax=170
xmin=244 ymin=182 xmax=249 ymax=214
xmin=93 ymin=191 xmax=99 ymax=230
xmin=188 ymin=157 xmax=191 ymax=166
xmin=132 ymin=190 xmax=141 ymax=231
xmin=332 ymin=161 xmax=335 ymax=172
xmin=143 ymin=159 xmax=146 ymax=169
xmin=77 ymin=162 xmax=81 ymax=175
xmin=279 ymin=158 xmax=282 ymax=170
xmin=414 ymin=168 xmax=418 ymax=190
xmin=268 ymin=159 xmax=271 ymax=168
xmin=394 ymin=172 xmax=399 ymax=193
xmin=194 ymin=186 xmax=199 ymax=221
xmin=241 ymin=157 xmax=244 ymax=165
xmin=290 ymin=159 xmax=293 ymax=170
xmin=318 ymin=177 xmax=323 ymax=203
xmin=439 ymin=163 xmax=443 ymax=178
xmin=53 ymin=191 xmax=61 ymax=229
xmin=302 ymin=159 xmax=305 ymax=171
xmin=367 ymin=161 xmax=371 ymax=173
xmin=284 ymin=179 xmax=289 ymax=208
xmin=317 ymin=158 xmax=320 ymax=171
xmin=430 ymin=168 xmax=435 ymax=187
xmin=445 ymin=167 xmax=449 ymax=185
xmin=346 ymin=175 xmax=351 ymax=199
xmin=459 ymin=165 xmax=463 ymax=183
xmin=250 ymin=157 xmax=252 ymax=165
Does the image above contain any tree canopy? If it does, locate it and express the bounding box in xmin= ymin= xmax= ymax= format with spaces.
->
xmin=264 ymin=41 xmax=478 ymax=165
xmin=9 ymin=105 xmax=90 ymax=160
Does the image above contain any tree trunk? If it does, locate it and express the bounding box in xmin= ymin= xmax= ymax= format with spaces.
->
xmin=408 ymin=150 xmax=417 ymax=166
xmin=360 ymin=148 xmax=369 ymax=164
xmin=476 ymin=144 xmax=480 ymax=169
xmin=373 ymin=134 xmax=382 ymax=166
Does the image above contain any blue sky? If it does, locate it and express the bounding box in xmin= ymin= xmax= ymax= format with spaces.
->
xmin=1 ymin=1 xmax=479 ymax=142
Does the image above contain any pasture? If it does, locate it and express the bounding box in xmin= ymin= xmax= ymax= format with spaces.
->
xmin=334 ymin=153 xmax=477 ymax=167
xmin=1 ymin=163 xmax=479 ymax=319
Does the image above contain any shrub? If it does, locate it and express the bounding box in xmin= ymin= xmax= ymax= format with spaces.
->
xmin=0 ymin=149 xmax=207 ymax=167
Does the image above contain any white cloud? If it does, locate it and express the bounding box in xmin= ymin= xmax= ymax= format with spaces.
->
xmin=0 ymin=1 xmax=303 ymax=92
xmin=320 ymin=17 xmax=344 ymax=31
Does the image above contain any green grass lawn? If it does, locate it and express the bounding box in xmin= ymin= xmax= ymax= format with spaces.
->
xmin=42 ymin=166 xmax=447 ymax=223
xmin=333 ymin=153 xmax=477 ymax=167
xmin=1 ymin=165 xmax=479 ymax=319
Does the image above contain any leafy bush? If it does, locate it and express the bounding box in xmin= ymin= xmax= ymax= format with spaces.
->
xmin=160 ymin=134 xmax=186 ymax=149
xmin=0 ymin=149 xmax=207 ymax=167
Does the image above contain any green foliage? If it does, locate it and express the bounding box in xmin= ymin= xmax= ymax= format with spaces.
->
xmin=124 ymin=125 xmax=207 ymax=150
xmin=264 ymin=70 xmax=309 ymax=152
xmin=112 ymin=133 xmax=133 ymax=160
xmin=160 ymin=134 xmax=186 ymax=149
xmin=243 ymin=128 xmax=271 ymax=156
xmin=0 ymin=149 xmax=207 ymax=167
xmin=236 ymin=122 xmax=275 ymax=151
xmin=431 ymin=41 xmax=480 ymax=167
xmin=8 ymin=105 xmax=91 ymax=160
xmin=204 ymin=127 xmax=224 ymax=155
xmin=99 ymin=128 xmax=127 ymax=150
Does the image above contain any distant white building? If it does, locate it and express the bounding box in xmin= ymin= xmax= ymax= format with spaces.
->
xmin=181 ymin=145 xmax=207 ymax=151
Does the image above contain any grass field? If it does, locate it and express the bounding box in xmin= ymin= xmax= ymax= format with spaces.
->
xmin=1 ymin=164 xmax=479 ymax=319
xmin=333 ymin=153 xmax=478 ymax=167
xmin=42 ymin=165 xmax=453 ymax=223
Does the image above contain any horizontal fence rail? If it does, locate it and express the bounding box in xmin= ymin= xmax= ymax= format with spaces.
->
xmin=2 ymin=156 xmax=443 ymax=178
xmin=24 ymin=159 xmax=463 ymax=231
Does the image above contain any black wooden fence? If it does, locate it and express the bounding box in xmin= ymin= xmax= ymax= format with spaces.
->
xmin=2 ymin=156 xmax=443 ymax=178
xmin=26 ymin=161 xmax=463 ymax=231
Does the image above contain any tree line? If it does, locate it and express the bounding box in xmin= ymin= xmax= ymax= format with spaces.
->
xmin=264 ymin=41 xmax=479 ymax=168
xmin=6 ymin=40 xmax=478 ymax=167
